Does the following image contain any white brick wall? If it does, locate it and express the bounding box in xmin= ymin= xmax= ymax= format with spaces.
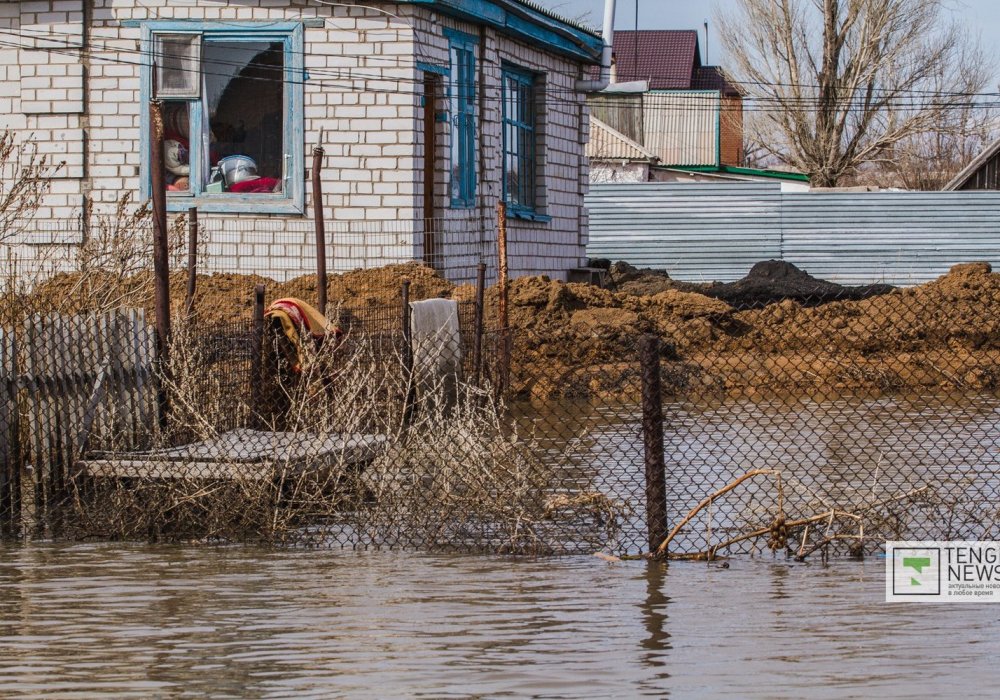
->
xmin=3 ymin=0 xmax=594 ymax=283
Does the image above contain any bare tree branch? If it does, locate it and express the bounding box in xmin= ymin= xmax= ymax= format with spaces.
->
xmin=717 ymin=0 xmax=995 ymax=187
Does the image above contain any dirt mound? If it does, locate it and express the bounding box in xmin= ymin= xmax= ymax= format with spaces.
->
xmin=21 ymin=258 xmax=1000 ymax=401
xmin=25 ymin=262 xmax=455 ymax=327
xmin=701 ymin=260 xmax=894 ymax=308
xmin=276 ymin=262 xmax=454 ymax=311
xmin=606 ymin=261 xmax=709 ymax=297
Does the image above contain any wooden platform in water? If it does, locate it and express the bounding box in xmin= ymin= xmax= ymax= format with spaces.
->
xmin=78 ymin=429 xmax=388 ymax=481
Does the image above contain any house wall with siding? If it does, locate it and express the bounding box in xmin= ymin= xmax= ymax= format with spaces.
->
xmin=0 ymin=0 xmax=591 ymax=284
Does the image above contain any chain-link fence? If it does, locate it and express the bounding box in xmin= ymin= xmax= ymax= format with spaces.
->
xmin=3 ymin=255 xmax=1000 ymax=558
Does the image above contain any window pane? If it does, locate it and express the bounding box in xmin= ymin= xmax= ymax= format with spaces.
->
xmin=162 ymin=101 xmax=192 ymax=194
xmin=155 ymin=34 xmax=200 ymax=98
xmin=202 ymin=41 xmax=285 ymax=194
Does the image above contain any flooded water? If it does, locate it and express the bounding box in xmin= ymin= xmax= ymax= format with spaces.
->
xmin=1 ymin=544 xmax=998 ymax=698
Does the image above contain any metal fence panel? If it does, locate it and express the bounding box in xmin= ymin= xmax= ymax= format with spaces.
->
xmin=585 ymin=182 xmax=783 ymax=281
xmin=586 ymin=182 xmax=1000 ymax=285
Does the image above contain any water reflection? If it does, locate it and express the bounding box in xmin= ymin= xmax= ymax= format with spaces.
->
xmin=1 ymin=544 xmax=997 ymax=698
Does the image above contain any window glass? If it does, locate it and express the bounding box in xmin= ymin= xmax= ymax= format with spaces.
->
xmin=449 ymin=39 xmax=475 ymax=207
xmin=202 ymin=41 xmax=285 ymax=194
xmin=162 ymin=101 xmax=192 ymax=194
xmin=502 ymin=69 xmax=536 ymax=212
xmin=154 ymin=34 xmax=200 ymax=98
xmin=147 ymin=24 xmax=302 ymax=212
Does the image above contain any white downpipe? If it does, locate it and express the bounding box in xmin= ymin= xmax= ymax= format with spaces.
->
xmin=575 ymin=0 xmax=616 ymax=92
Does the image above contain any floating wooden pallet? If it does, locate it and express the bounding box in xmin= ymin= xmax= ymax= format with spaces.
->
xmin=78 ymin=429 xmax=388 ymax=481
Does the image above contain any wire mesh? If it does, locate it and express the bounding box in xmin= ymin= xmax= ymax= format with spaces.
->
xmin=3 ymin=253 xmax=1000 ymax=559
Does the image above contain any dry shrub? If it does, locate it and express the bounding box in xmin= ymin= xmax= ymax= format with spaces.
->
xmin=69 ymin=319 xmax=625 ymax=552
xmin=359 ymin=380 xmax=627 ymax=553
xmin=0 ymin=130 xmax=61 ymax=246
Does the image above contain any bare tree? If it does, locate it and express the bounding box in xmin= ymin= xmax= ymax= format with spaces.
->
xmin=717 ymin=0 xmax=994 ymax=187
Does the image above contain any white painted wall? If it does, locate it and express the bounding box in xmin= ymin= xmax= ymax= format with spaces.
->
xmin=0 ymin=0 xmax=593 ymax=283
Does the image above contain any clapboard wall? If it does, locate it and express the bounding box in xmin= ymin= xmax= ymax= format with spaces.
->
xmin=585 ymin=182 xmax=1000 ymax=285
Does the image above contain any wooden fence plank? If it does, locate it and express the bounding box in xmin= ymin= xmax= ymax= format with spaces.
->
xmin=8 ymin=308 xmax=157 ymax=537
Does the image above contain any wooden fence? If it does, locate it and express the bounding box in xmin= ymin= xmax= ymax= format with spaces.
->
xmin=0 ymin=309 xmax=156 ymax=537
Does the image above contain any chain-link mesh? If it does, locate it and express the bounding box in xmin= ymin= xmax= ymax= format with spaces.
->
xmin=650 ymin=261 xmax=1000 ymax=560
xmin=3 ymin=255 xmax=1000 ymax=558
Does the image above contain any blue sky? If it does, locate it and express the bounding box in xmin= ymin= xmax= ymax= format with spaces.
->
xmin=536 ymin=0 xmax=1000 ymax=72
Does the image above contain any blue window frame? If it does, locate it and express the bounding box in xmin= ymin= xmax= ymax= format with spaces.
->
xmin=446 ymin=29 xmax=476 ymax=208
xmin=501 ymin=65 xmax=538 ymax=216
xmin=140 ymin=21 xmax=305 ymax=215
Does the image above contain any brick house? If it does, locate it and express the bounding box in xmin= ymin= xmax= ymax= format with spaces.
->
xmin=587 ymin=29 xmax=745 ymax=182
xmin=0 ymin=1 xmax=606 ymax=282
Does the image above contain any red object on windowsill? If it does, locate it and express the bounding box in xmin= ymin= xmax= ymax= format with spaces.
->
xmin=230 ymin=177 xmax=281 ymax=194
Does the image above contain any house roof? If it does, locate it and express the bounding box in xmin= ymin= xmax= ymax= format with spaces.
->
xmin=587 ymin=116 xmax=660 ymax=163
xmin=398 ymin=0 xmax=604 ymax=64
xmin=594 ymin=30 xmax=743 ymax=96
xmin=666 ymin=164 xmax=811 ymax=183
xmin=943 ymin=135 xmax=1000 ymax=190
xmin=612 ymin=30 xmax=699 ymax=89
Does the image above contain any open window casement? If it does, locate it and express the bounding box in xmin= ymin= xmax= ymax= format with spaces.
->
xmin=154 ymin=33 xmax=201 ymax=99
xmin=143 ymin=21 xmax=305 ymax=214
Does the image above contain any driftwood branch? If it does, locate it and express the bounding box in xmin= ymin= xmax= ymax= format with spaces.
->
xmin=655 ymin=469 xmax=780 ymax=556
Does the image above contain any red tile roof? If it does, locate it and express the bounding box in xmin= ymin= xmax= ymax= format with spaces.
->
xmin=612 ymin=30 xmax=700 ymax=89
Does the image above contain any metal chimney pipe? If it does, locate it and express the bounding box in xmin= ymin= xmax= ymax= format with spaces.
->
xmin=575 ymin=0 xmax=616 ymax=92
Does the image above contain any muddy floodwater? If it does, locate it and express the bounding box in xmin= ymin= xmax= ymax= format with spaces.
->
xmin=1 ymin=544 xmax=998 ymax=698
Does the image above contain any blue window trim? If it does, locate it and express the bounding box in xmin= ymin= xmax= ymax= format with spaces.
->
xmin=139 ymin=21 xmax=305 ymax=215
xmin=446 ymin=28 xmax=477 ymax=209
xmin=416 ymin=61 xmax=449 ymax=76
xmin=501 ymin=64 xmax=540 ymax=219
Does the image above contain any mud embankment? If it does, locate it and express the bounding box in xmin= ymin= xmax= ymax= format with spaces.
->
xmin=25 ymin=260 xmax=1000 ymax=400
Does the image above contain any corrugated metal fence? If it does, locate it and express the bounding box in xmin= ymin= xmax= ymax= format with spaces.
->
xmin=585 ymin=182 xmax=1000 ymax=284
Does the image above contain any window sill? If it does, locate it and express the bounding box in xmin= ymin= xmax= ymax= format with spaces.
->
xmin=507 ymin=209 xmax=551 ymax=223
xmin=166 ymin=196 xmax=304 ymax=216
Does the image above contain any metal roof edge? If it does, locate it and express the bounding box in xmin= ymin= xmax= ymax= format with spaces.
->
xmin=666 ymin=165 xmax=810 ymax=182
xmin=943 ymin=135 xmax=1000 ymax=190
xmin=589 ymin=116 xmax=660 ymax=161
xmin=398 ymin=0 xmax=604 ymax=64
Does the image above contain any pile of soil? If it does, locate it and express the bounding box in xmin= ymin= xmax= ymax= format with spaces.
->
xmin=27 ymin=262 xmax=452 ymax=326
xmin=701 ymin=260 xmax=894 ymax=308
xmin=607 ymin=259 xmax=894 ymax=308
xmin=20 ymin=258 xmax=1000 ymax=400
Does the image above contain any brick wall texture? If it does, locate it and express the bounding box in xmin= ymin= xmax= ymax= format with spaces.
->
xmin=0 ymin=1 xmax=592 ymax=283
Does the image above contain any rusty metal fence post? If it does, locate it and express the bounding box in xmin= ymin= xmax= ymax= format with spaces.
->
xmin=312 ymin=145 xmax=328 ymax=316
xmin=149 ymin=99 xmax=172 ymax=427
xmin=496 ymin=202 xmax=510 ymax=397
xmin=473 ymin=261 xmax=486 ymax=385
xmin=250 ymin=284 xmax=266 ymax=427
xmin=185 ymin=206 xmax=198 ymax=317
xmin=640 ymin=335 xmax=668 ymax=555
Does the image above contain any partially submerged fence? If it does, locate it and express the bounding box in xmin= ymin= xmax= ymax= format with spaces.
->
xmin=0 ymin=310 xmax=156 ymax=538
xmin=2 ymin=262 xmax=1000 ymax=558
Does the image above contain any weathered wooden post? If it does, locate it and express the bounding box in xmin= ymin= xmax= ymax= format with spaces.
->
xmin=185 ymin=206 xmax=198 ymax=317
xmin=640 ymin=334 xmax=668 ymax=555
xmin=312 ymin=145 xmax=328 ymax=316
xmin=472 ymin=261 xmax=486 ymax=385
xmin=149 ymin=99 xmax=172 ymax=426
xmin=496 ymin=202 xmax=510 ymax=396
